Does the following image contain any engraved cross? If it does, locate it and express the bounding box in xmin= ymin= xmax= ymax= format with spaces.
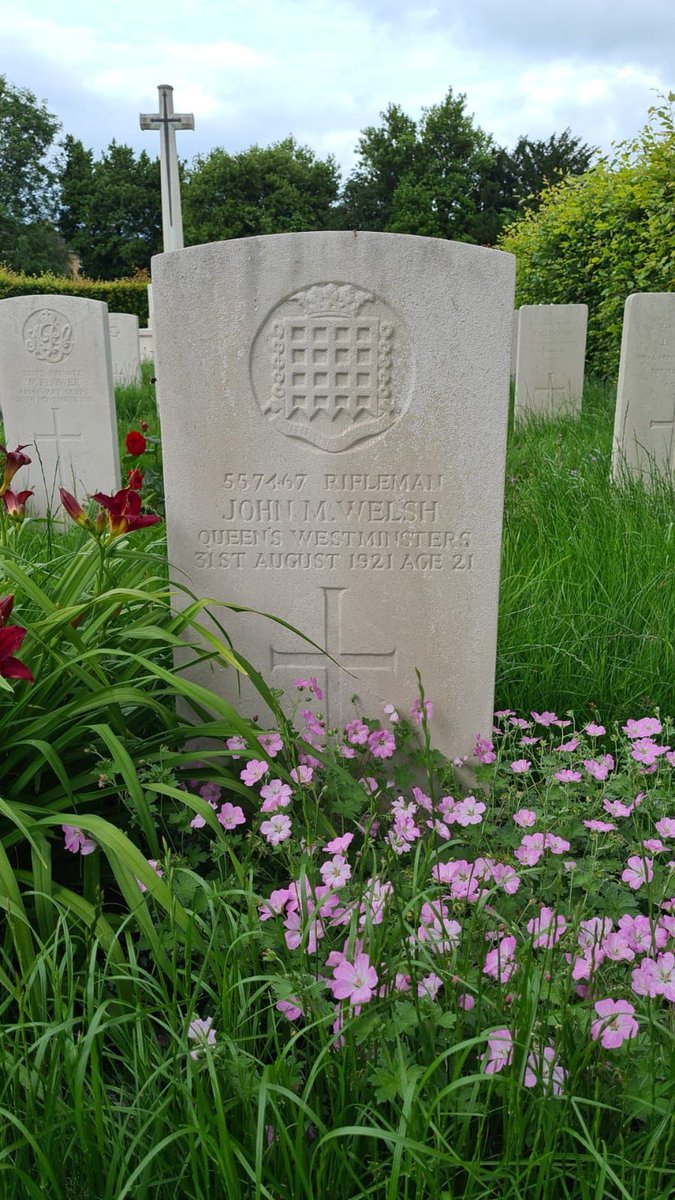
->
xmin=271 ymin=586 xmax=397 ymax=728
xmin=140 ymin=84 xmax=194 ymax=252
xmin=650 ymin=408 xmax=675 ymax=469
xmin=34 ymin=408 xmax=82 ymax=486
xmin=532 ymin=373 xmax=569 ymax=412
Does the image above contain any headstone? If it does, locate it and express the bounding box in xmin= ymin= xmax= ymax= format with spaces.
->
xmin=510 ymin=310 xmax=518 ymax=380
xmin=147 ymin=284 xmax=154 ymax=329
xmin=139 ymin=329 xmax=154 ymax=363
xmin=0 ymin=295 xmax=120 ymax=514
xmin=514 ymin=303 xmax=587 ymax=418
xmin=109 ymin=312 xmax=142 ymax=386
xmin=153 ymin=232 xmax=515 ymax=760
xmin=612 ymin=293 xmax=675 ymax=482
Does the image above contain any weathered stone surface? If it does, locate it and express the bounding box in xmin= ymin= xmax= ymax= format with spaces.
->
xmin=612 ymin=293 xmax=675 ymax=482
xmin=0 ymin=295 xmax=120 ymax=514
xmin=147 ymin=284 xmax=154 ymax=329
xmin=153 ymin=232 xmax=515 ymax=758
xmin=139 ymin=329 xmax=154 ymax=362
xmin=510 ymin=310 xmax=519 ymax=380
xmin=515 ymin=304 xmax=587 ymax=418
xmin=109 ymin=312 xmax=141 ymax=386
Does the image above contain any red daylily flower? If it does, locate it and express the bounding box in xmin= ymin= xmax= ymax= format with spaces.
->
xmin=2 ymin=489 xmax=33 ymax=519
xmin=0 ymin=445 xmax=31 ymax=496
xmin=91 ymin=487 xmax=161 ymax=538
xmin=0 ymin=595 xmax=33 ymax=682
xmin=125 ymin=431 xmax=147 ymax=456
xmin=127 ymin=467 xmax=144 ymax=490
xmin=59 ymin=487 xmax=91 ymax=528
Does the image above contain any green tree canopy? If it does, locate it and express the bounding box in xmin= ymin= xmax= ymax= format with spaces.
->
xmin=499 ymin=97 xmax=675 ymax=378
xmin=505 ymin=129 xmax=596 ymax=213
xmin=56 ymin=138 xmax=162 ymax=277
xmin=183 ymin=137 xmax=341 ymax=244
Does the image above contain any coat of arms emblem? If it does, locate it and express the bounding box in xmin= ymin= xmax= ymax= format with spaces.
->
xmin=23 ymin=308 xmax=74 ymax=364
xmin=250 ymin=282 xmax=412 ymax=452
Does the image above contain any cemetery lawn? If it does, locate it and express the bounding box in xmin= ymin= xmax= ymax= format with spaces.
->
xmin=0 ymin=371 xmax=672 ymax=1199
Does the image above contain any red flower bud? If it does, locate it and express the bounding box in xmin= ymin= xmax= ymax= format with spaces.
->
xmin=0 ymin=444 xmax=31 ymax=496
xmin=59 ymin=487 xmax=90 ymax=528
xmin=2 ymin=489 xmax=33 ymax=519
xmin=140 ymin=420 xmax=149 ymax=433
xmin=125 ymin=431 xmax=147 ymax=456
xmin=127 ymin=468 xmax=144 ymax=491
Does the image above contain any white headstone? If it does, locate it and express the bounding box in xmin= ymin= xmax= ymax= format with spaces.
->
xmin=147 ymin=284 xmax=154 ymax=329
xmin=515 ymin=303 xmax=588 ymax=418
xmin=612 ymin=293 xmax=675 ymax=482
xmin=109 ymin=312 xmax=142 ymax=387
xmin=0 ymin=295 xmax=120 ymax=514
xmin=139 ymin=329 xmax=154 ymax=363
xmin=510 ymin=310 xmax=518 ymax=380
xmin=153 ymin=232 xmax=515 ymax=760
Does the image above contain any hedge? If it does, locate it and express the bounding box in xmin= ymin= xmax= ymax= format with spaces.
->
xmin=0 ymin=268 xmax=150 ymax=325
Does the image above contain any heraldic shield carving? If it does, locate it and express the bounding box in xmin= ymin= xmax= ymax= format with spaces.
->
xmin=250 ymin=282 xmax=413 ymax=452
xmin=23 ymin=308 xmax=74 ymax=364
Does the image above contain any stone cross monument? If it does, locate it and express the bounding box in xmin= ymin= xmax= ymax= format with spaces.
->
xmin=140 ymin=85 xmax=194 ymax=252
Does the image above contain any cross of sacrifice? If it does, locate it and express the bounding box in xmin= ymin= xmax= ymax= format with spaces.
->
xmin=650 ymin=407 xmax=675 ymax=469
xmin=271 ymin=586 xmax=397 ymax=729
xmin=140 ymin=85 xmax=194 ymax=252
xmin=34 ymin=408 xmax=82 ymax=487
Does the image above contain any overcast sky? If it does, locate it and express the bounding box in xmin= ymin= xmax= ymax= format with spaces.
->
xmin=2 ymin=0 xmax=673 ymax=175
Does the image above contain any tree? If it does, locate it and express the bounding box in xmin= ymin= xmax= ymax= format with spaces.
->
xmin=506 ymin=130 xmax=596 ymax=213
xmin=56 ymin=139 xmax=162 ymax=277
xmin=0 ymin=75 xmax=60 ymax=222
xmin=499 ymin=97 xmax=675 ymax=378
xmin=183 ymin=137 xmax=341 ymax=244
xmin=340 ymin=90 xmax=513 ymax=245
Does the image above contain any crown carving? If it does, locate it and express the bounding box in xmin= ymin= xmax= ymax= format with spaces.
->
xmin=289 ymin=283 xmax=374 ymax=319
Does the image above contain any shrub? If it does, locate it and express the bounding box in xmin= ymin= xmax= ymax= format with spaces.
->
xmin=499 ymin=97 xmax=675 ymax=379
xmin=0 ymin=266 xmax=150 ymax=323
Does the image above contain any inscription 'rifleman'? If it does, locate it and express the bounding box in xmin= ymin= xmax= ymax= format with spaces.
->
xmin=250 ymin=282 xmax=413 ymax=452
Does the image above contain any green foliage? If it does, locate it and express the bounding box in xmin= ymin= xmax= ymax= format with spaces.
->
xmin=56 ymin=136 xmax=162 ymax=278
xmin=0 ymin=266 xmax=150 ymax=323
xmin=506 ymin=129 xmax=596 ymax=214
xmin=0 ymin=216 xmax=71 ymax=275
xmin=183 ymin=136 xmax=341 ymax=243
xmin=0 ymin=75 xmax=60 ymax=223
xmin=499 ymin=97 xmax=675 ymax=378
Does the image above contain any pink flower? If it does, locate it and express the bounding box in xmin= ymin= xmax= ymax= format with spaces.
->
xmin=320 ymin=855 xmax=352 ymax=889
xmin=555 ymin=738 xmax=579 ymax=752
xmin=276 ymin=997 xmax=303 ymax=1021
xmin=532 ymin=710 xmax=558 ymax=726
xmin=136 ymin=858 xmax=163 ymax=892
xmin=188 ymin=1016 xmax=217 ymax=1059
xmin=293 ymin=676 xmax=323 ymax=699
xmin=656 ymin=817 xmax=675 ymax=839
xmin=483 ymin=1027 xmax=513 ymax=1074
xmin=591 ymin=998 xmax=639 ymax=1049
xmin=417 ymin=973 xmax=443 ymax=1000
xmin=509 ymin=717 xmax=530 ymax=729
xmin=359 ymin=776 xmax=379 ymax=795
xmin=260 ymin=813 xmax=292 ymax=845
xmin=411 ymin=697 xmax=433 ymax=724
xmin=383 ymin=702 xmax=399 ymax=723
xmin=495 ymin=708 xmax=514 ymax=718
xmin=240 ymin=759 xmax=268 ymax=786
xmin=621 ymin=855 xmax=654 ymax=890
xmin=260 ymin=778 xmax=293 ymax=811
xmin=584 ymin=722 xmax=606 ymax=737
xmin=511 ymin=759 xmax=531 ymax=774
xmin=652 ymin=952 xmax=675 ymax=1001
xmin=520 ymin=736 xmax=540 ymax=746
xmin=623 ymin=717 xmax=662 ymax=739
xmin=513 ymin=808 xmax=537 ymax=827
xmin=345 ymin=719 xmax=369 ymax=745
xmin=584 ymin=819 xmax=616 ymax=833
xmin=554 ymin=769 xmax=582 ymax=783
xmin=331 ymin=953 xmax=378 ymax=1005
xmin=259 ymin=887 xmax=290 ymax=920
xmin=527 ymin=906 xmax=567 ymax=949
xmin=226 ymin=735 xmax=247 ymax=758
xmin=491 ymin=862 xmax=521 ymax=894
xmin=583 ymin=755 xmax=614 ymax=781
xmin=453 ymin=796 xmax=486 ymax=826
xmin=524 ymin=1045 xmax=566 ymax=1096
xmin=603 ymin=798 xmax=633 ymax=818
xmin=62 ymin=825 xmax=97 ymax=855
xmin=544 ymin=833 xmax=571 ymax=854
xmin=631 ymin=958 xmax=660 ymax=998
xmin=217 ymin=802 xmax=246 ymax=831
xmin=458 ymin=992 xmax=475 ymax=1010
xmin=483 ymin=935 xmax=518 ymax=982
xmin=515 ymin=832 xmax=546 ymax=866
xmin=600 ymin=932 xmax=634 ymax=962
xmin=368 ymin=728 xmax=396 ymax=758
xmin=325 ymin=832 xmax=354 ymax=855
xmin=258 ymin=731 xmax=283 ymax=757
xmin=643 ymin=838 xmax=666 ymax=853
xmin=474 ymin=735 xmax=497 ymax=764
xmin=290 ymin=764 xmax=313 ymax=784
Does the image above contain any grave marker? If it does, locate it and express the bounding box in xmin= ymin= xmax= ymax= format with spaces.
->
xmin=0 ymin=295 xmax=120 ymax=514
xmin=612 ymin=293 xmax=675 ymax=481
xmin=109 ymin=312 xmax=142 ymax=386
xmin=153 ymin=232 xmax=515 ymax=759
xmin=139 ymin=329 xmax=154 ymax=363
xmin=515 ymin=304 xmax=587 ymax=418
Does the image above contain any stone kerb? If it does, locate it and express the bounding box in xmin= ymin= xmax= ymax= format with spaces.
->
xmin=109 ymin=312 xmax=142 ymax=386
xmin=0 ymin=294 xmax=121 ymax=515
xmin=612 ymin=292 xmax=675 ymax=484
xmin=515 ymin=303 xmax=588 ymax=420
xmin=153 ymin=232 xmax=515 ymax=761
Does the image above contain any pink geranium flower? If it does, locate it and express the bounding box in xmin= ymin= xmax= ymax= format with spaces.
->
xmin=276 ymin=997 xmax=303 ymax=1021
xmin=483 ymin=1027 xmax=513 ymax=1073
xmin=325 ymin=832 xmax=354 ymax=855
xmin=345 ymin=719 xmax=369 ymax=745
xmin=260 ymin=813 xmax=292 ymax=845
xmin=623 ymin=717 xmax=662 ymax=739
xmin=290 ymin=764 xmax=313 ymax=784
xmin=584 ymin=722 xmax=606 ymax=736
xmin=554 ymin=769 xmax=582 ymax=783
xmin=240 ymin=759 xmax=269 ymax=786
xmin=331 ymin=953 xmax=378 ymax=1005
xmin=368 ymin=728 xmax=396 ymax=758
xmin=483 ymin=935 xmax=518 ymax=982
xmin=527 ymin=906 xmax=567 ymax=948
xmin=524 ymin=1045 xmax=567 ymax=1096
xmin=513 ymin=808 xmax=537 ymax=827
xmin=590 ymin=998 xmax=639 ymax=1048
xmin=62 ymin=825 xmax=97 ymax=855
xmin=188 ymin=1016 xmax=217 ymax=1059
xmin=320 ymin=855 xmax=352 ymax=889
xmin=258 ymin=732 xmax=283 ymax=757
xmin=411 ymin=697 xmax=433 ymax=724
xmin=621 ymin=855 xmax=654 ymax=890
xmin=260 ymin=778 xmax=293 ymax=811
xmin=136 ymin=858 xmax=163 ymax=892
xmin=511 ymin=759 xmax=531 ymax=774
xmin=531 ymin=710 xmax=558 ymax=726
xmin=453 ymin=796 xmax=486 ymax=826
xmin=584 ymin=819 xmax=616 ymax=833
xmin=417 ymin=973 xmax=443 ymax=1000
xmin=217 ymin=802 xmax=246 ymax=831
xmin=656 ymin=817 xmax=675 ymax=839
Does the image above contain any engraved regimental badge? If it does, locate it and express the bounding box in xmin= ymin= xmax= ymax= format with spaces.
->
xmin=250 ymin=283 xmax=413 ymax=452
xmin=23 ymin=309 xmax=74 ymax=364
